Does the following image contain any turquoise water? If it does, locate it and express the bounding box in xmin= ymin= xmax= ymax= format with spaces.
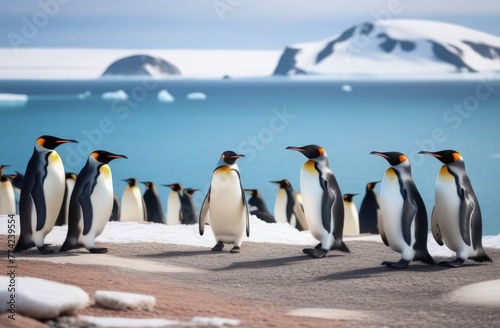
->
xmin=1 ymin=77 xmax=499 ymax=235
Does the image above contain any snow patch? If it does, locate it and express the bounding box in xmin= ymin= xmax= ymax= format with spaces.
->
xmin=101 ymin=89 xmax=128 ymax=100
xmin=80 ymin=316 xmax=240 ymax=327
xmin=94 ymin=291 xmax=156 ymax=311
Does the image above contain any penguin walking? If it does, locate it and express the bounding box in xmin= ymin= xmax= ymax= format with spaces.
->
xmin=0 ymin=165 xmax=16 ymax=215
xmin=419 ymin=150 xmax=492 ymax=267
xmin=55 ymin=173 xmax=77 ymax=226
xmin=164 ymin=183 xmax=183 ymax=225
xmin=244 ymin=189 xmax=276 ymax=223
xmin=120 ymin=178 xmax=146 ymax=222
xmin=343 ymin=193 xmax=360 ymax=235
xmin=287 ymin=145 xmax=349 ymax=258
xmin=142 ymin=181 xmax=166 ymax=224
xmin=60 ymin=150 xmax=127 ymax=253
xmin=199 ymin=151 xmax=249 ymax=253
xmin=371 ymin=151 xmax=435 ymax=268
xmin=359 ymin=181 xmax=382 ymax=234
xmin=270 ymin=179 xmax=307 ymax=230
xmin=180 ymin=188 xmax=199 ymax=225
xmin=14 ymin=135 xmax=77 ymax=253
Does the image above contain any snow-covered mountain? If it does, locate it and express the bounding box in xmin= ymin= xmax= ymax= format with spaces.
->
xmin=273 ymin=19 xmax=500 ymax=76
xmin=102 ymin=54 xmax=181 ymax=77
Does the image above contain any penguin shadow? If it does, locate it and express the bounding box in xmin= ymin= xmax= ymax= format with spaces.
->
xmin=215 ymin=254 xmax=311 ymax=271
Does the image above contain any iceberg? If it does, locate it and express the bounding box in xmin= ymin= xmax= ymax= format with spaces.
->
xmin=101 ymin=89 xmax=128 ymax=100
xmin=157 ymin=89 xmax=175 ymax=103
xmin=0 ymin=93 xmax=28 ymax=107
xmin=186 ymin=92 xmax=207 ymax=100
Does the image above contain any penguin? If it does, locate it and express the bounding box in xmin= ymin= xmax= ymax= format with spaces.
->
xmin=55 ymin=173 xmax=77 ymax=226
xmin=120 ymin=178 xmax=146 ymax=222
xmin=109 ymin=193 xmax=120 ymax=221
xmin=180 ymin=188 xmax=199 ymax=225
xmin=8 ymin=171 xmax=23 ymax=214
xmin=0 ymin=165 xmax=16 ymax=215
xmin=419 ymin=150 xmax=492 ymax=267
xmin=199 ymin=151 xmax=249 ymax=253
xmin=286 ymin=145 xmax=349 ymax=258
xmin=370 ymin=151 xmax=435 ymax=268
xmin=164 ymin=183 xmax=183 ymax=225
xmin=14 ymin=135 xmax=77 ymax=254
xmin=60 ymin=150 xmax=127 ymax=253
xmin=270 ymin=179 xmax=307 ymax=229
xmin=142 ymin=181 xmax=166 ymax=224
xmin=343 ymin=193 xmax=360 ymax=235
xmin=358 ymin=181 xmax=382 ymax=234
xmin=244 ymin=189 xmax=276 ymax=224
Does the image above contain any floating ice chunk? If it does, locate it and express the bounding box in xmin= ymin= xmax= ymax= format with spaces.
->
xmin=78 ymin=91 xmax=91 ymax=99
xmin=102 ymin=89 xmax=128 ymax=100
xmin=157 ymin=89 xmax=175 ymax=103
xmin=186 ymin=92 xmax=207 ymax=100
xmin=94 ymin=290 xmax=156 ymax=311
xmin=341 ymin=84 xmax=352 ymax=92
xmin=0 ymin=93 xmax=28 ymax=107
xmin=0 ymin=276 xmax=89 ymax=320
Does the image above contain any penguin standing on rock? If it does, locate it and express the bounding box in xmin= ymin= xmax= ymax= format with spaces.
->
xmin=419 ymin=150 xmax=491 ymax=267
xmin=60 ymin=150 xmax=127 ymax=253
xmin=142 ymin=181 xmax=166 ymax=224
xmin=245 ymin=189 xmax=276 ymax=224
xmin=287 ymin=145 xmax=349 ymax=258
xmin=200 ymin=151 xmax=249 ymax=253
xmin=14 ymin=135 xmax=77 ymax=253
xmin=270 ymin=179 xmax=307 ymax=230
xmin=371 ymin=151 xmax=435 ymax=269
xmin=359 ymin=181 xmax=382 ymax=234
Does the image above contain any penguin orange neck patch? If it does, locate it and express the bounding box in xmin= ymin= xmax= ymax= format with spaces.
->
xmin=303 ymin=160 xmax=317 ymax=173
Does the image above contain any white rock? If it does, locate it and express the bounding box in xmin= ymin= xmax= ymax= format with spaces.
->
xmin=447 ymin=279 xmax=500 ymax=306
xmin=94 ymin=290 xmax=156 ymax=311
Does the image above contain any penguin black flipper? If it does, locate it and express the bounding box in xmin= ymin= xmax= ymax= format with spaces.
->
xmin=320 ymin=174 xmax=334 ymax=234
xmin=431 ymin=206 xmax=444 ymax=246
xmin=32 ymin=171 xmax=48 ymax=231
xmin=458 ymin=187 xmax=474 ymax=247
xmin=401 ymin=188 xmax=417 ymax=247
xmin=238 ymin=180 xmax=250 ymax=237
xmin=322 ymin=171 xmax=349 ymax=253
xmin=199 ymin=187 xmax=210 ymax=235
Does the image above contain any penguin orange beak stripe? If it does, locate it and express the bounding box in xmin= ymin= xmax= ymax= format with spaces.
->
xmin=231 ymin=154 xmax=245 ymax=159
xmin=108 ymin=154 xmax=128 ymax=159
xmin=56 ymin=139 xmax=78 ymax=144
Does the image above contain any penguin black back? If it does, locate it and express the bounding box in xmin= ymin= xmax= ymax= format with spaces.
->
xmin=142 ymin=181 xmax=166 ymax=224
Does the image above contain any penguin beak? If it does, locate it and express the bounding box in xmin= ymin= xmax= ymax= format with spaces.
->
xmin=108 ymin=154 xmax=128 ymax=160
xmin=231 ymin=154 xmax=245 ymax=159
xmin=243 ymin=189 xmax=254 ymax=194
xmin=418 ymin=151 xmax=440 ymax=158
xmin=55 ymin=138 xmax=78 ymax=144
xmin=286 ymin=146 xmax=305 ymax=152
xmin=370 ymin=151 xmax=389 ymax=159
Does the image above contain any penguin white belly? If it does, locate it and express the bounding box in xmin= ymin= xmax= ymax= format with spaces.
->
xmin=0 ymin=181 xmax=16 ymax=215
xmin=34 ymin=152 xmax=65 ymax=245
xmin=379 ymin=169 xmax=405 ymax=253
xmin=167 ymin=192 xmax=181 ymax=225
xmin=209 ymin=168 xmax=246 ymax=244
xmin=121 ymin=187 xmax=144 ymax=222
xmin=343 ymin=203 xmax=360 ymax=235
xmin=81 ymin=165 xmax=113 ymax=248
xmin=300 ymin=162 xmax=329 ymax=243
xmin=274 ymin=189 xmax=288 ymax=224
xmin=435 ymin=172 xmax=470 ymax=256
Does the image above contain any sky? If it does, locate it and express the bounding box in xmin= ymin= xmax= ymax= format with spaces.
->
xmin=1 ymin=0 xmax=500 ymax=50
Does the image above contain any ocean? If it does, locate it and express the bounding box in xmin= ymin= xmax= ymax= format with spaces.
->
xmin=1 ymin=77 xmax=499 ymax=235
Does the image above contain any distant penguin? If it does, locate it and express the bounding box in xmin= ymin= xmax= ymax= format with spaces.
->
xmin=164 ymin=183 xmax=183 ymax=225
xmin=343 ymin=193 xmax=360 ymax=235
xmin=8 ymin=171 xmax=23 ymax=214
xmin=60 ymin=150 xmax=127 ymax=253
xmin=180 ymin=188 xmax=199 ymax=225
xmin=142 ymin=181 xmax=166 ymax=224
xmin=420 ymin=150 xmax=492 ymax=267
xmin=14 ymin=135 xmax=77 ymax=254
xmin=244 ymin=189 xmax=276 ymax=223
xmin=270 ymin=179 xmax=307 ymax=230
xmin=55 ymin=173 xmax=77 ymax=226
xmin=371 ymin=151 xmax=435 ymax=269
xmin=0 ymin=165 xmax=16 ymax=215
xmin=120 ymin=178 xmax=146 ymax=222
xmin=287 ymin=145 xmax=349 ymax=258
xmin=200 ymin=151 xmax=249 ymax=253
xmin=358 ymin=181 xmax=382 ymax=234
xmin=109 ymin=193 xmax=120 ymax=221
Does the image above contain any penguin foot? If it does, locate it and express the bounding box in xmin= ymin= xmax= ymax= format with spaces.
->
xmin=88 ymin=247 xmax=108 ymax=254
xmin=439 ymin=258 xmax=465 ymax=267
xmin=308 ymin=249 xmax=329 ymax=258
xmin=382 ymin=259 xmax=409 ymax=269
xmin=315 ymin=243 xmax=323 ymax=249
xmin=37 ymin=245 xmax=55 ymax=254
xmin=230 ymin=246 xmax=241 ymax=253
xmin=303 ymin=243 xmax=323 ymax=255
xmin=212 ymin=242 xmax=224 ymax=252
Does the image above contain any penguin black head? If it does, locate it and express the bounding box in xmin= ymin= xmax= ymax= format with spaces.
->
xmin=366 ymin=181 xmax=380 ymax=190
xmin=370 ymin=151 xmax=408 ymax=166
xmin=343 ymin=193 xmax=358 ymax=202
xmin=36 ymin=135 xmax=78 ymax=150
xmin=270 ymin=179 xmax=291 ymax=189
xmin=221 ymin=151 xmax=245 ymax=165
xmin=244 ymin=189 xmax=260 ymax=196
xmin=0 ymin=164 xmax=10 ymax=174
xmin=122 ymin=178 xmax=137 ymax=187
xmin=90 ymin=150 xmax=128 ymax=164
xmin=418 ymin=150 xmax=463 ymax=164
xmin=184 ymin=188 xmax=199 ymax=195
xmin=163 ymin=183 xmax=183 ymax=191
xmin=286 ymin=144 xmax=326 ymax=159
xmin=141 ymin=181 xmax=154 ymax=189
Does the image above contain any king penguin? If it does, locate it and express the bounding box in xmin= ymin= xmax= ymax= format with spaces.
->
xmin=60 ymin=150 xmax=127 ymax=253
xmin=244 ymin=189 xmax=276 ymax=223
xmin=8 ymin=171 xmax=24 ymax=214
xmin=55 ymin=173 xmax=77 ymax=226
xmin=419 ymin=150 xmax=492 ymax=267
xmin=287 ymin=145 xmax=349 ymax=258
xmin=199 ymin=151 xmax=249 ymax=253
xmin=270 ymin=179 xmax=307 ymax=230
xmin=358 ymin=181 xmax=382 ymax=234
xmin=343 ymin=193 xmax=360 ymax=235
xmin=0 ymin=165 xmax=16 ymax=215
xmin=14 ymin=135 xmax=77 ymax=253
xmin=142 ymin=181 xmax=166 ymax=224
xmin=180 ymin=188 xmax=199 ymax=225
xmin=164 ymin=183 xmax=183 ymax=225
xmin=371 ymin=151 xmax=435 ymax=268
xmin=120 ymin=178 xmax=146 ymax=222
